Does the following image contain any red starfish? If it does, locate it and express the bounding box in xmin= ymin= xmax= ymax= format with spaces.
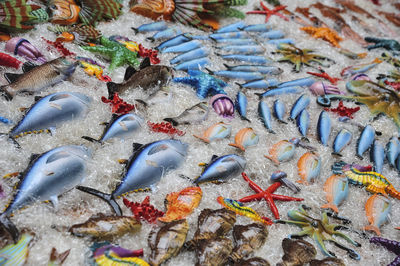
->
xmin=123 ymin=196 xmax=165 ymax=223
xmin=307 ymin=68 xmax=341 ymax=85
xmin=324 ymin=101 xmax=360 ymax=119
xmin=238 ymin=172 xmax=303 ymax=219
xmin=246 ymin=2 xmax=289 ymax=22
xmin=101 ymin=93 xmax=136 ymax=114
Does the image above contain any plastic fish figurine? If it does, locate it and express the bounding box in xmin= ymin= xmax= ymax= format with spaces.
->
xmin=0 ymin=145 xmax=91 ymax=241
xmin=290 ymin=94 xmax=310 ymax=120
xmin=123 ymin=196 xmax=164 ymax=224
xmin=148 ymin=219 xmax=188 ymax=266
xmin=193 ymin=122 xmax=231 ymax=143
xmin=259 ymin=30 xmax=285 ymax=39
xmin=210 ymin=32 xmax=250 ymax=40
xmin=276 ymin=77 xmax=316 ymax=89
xmin=0 ymin=58 xmax=78 ymax=100
xmin=8 ymin=92 xmax=90 ymax=139
xmin=164 ymin=102 xmax=209 ymax=126
xmin=296 ymin=109 xmax=309 ymax=138
xmin=240 ymin=23 xmax=272 ymax=32
xmin=217 ymin=197 xmax=272 ymax=225
xmin=332 ymin=129 xmax=352 ymax=156
xmin=210 ymin=94 xmax=234 ymax=118
xmin=265 ymin=138 xmax=299 ymax=165
xmin=48 ymin=248 xmax=70 ymax=266
xmin=224 ymin=64 xmax=283 ymax=75
xmin=229 ymin=223 xmax=268 ymax=262
xmin=317 ymin=111 xmax=331 ymax=146
xmin=216 ymin=21 xmax=246 ymax=33
xmin=216 ymin=54 xmax=273 ymax=65
xmin=258 ymin=101 xmax=274 ymax=133
xmin=217 ymin=45 xmax=265 ymax=55
xmin=77 ymin=140 xmax=188 ymax=216
xmin=297 ymin=152 xmax=321 ymax=185
xmin=82 ymin=113 xmax=143 ymax=143
xmin=386 ymin=137 xmax=400 ymax=167
xmin=237 ymin=79 xmax=279 ymax=89
xmin=194 ymin=154 xmax=246 ymax=184
xmin=88 ymin=242 xmax=147 ymax=266
xmin=158 ymin=187 xmax=202 ymax=222
xmin=208 ymin=70 xmax=264 ymax=81
xmin=107 ymin=59 xmax=173 ymax=99
xmin=5 ymin=37 xmax=46 ymax=64
xmin=147 ymin=27 xmax=182 ymax=42
xmin=357 ymin=125 xmax=375 ymax=159
xmin=256 ymin=86 xmax=303 ymax=98
xmin=273 ymin=99 xmax=287 ymax=123
xmin=278 ymin=238 xmax=317 ymax=266
xmin=321 ymin=175 xmax=349 ymax=213
xmin=215 ymin=39 xmax=256 ymax=45
xmin=229 ymin=128 xmax=259 ymax=151
xmin=161 ymin=40 xmax=202 ymax=53
xmin=69 ymin=213 xmax=141 ymax=240
xmin=174 ymin=57 xmax=210 ymax=71
xmin=156 ymin=34 xmax=192 ymax=50
xmin=371 ymin=140 xmax=385 ymax=174
xmin=0 ymin=232 xmax=34 ymax=266
xmin=268 ymin=38 xmax=295 ymax=45
xmin=170 ymin=47 xmax=208 ymax=65
xmin=340 ymin=58 xmax=382 ymax=77
xmin=132 ymin=21 xmax=168 ymax=33
xmin=235 ymin=91 xmax=250 ymax=122
xmin=195 ymin=237 xmax=233 ymax=266
xmin=364 ymin=194 xmax=391 ymax=236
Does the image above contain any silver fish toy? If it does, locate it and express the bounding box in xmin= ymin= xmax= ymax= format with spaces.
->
xmin=332 ymin=129 xmax=352 ymax=156
xmin=224 ymin=64 xmax=283 ymax=75
xmin=0 ymin=145 xmax=91 ymax=242
xmin=164 ymin=102 xmax=208 ymax=126
xmin=357 ymin=125 xmax=375 ymax=159
xmin=77 ymin=139 xmax=188 ymax=215
xmin=82 ymin=113 xmax=144 ymax=143
xmin=258 ymin=101 xmax=274 ymax=133
xmin=170 ymin=47 xmax=208 ymax=65
xmin=273 ymin=99 xmax=287 ymax=123
xmin=289 ymin=94 xmax=310 ymax=120
xmin=0 ymin=57 xmax=78 ymax=100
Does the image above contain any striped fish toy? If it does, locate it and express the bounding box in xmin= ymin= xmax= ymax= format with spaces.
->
xmin=0 ymin=233 xmax=33 ymax=266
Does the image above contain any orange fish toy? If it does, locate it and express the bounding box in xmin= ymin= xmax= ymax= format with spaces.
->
xmin=321 ymin=174 xmax=349 ymax=213
xmin=297 ymin=151 xmax=321 ymax=185
xmin=193 ymin=122 xmax=231 ymax=143
xmin=264 ymin=138 xmax=300 ymax=165
xmin=364 ymin=194 xmax=391 ymax=236
xmin=228 ymin=127 xmax=259 ymax=151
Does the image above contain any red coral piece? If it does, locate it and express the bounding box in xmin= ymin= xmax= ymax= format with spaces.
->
xmin=42 ymin=37 xmax=75 ymax=57
xmin=123 ymin=196 xmax=164 ymax=224
xmin=324 ymin=101 xmax=360 ymax=119
xmin=147 ymin=121 xmax=185 ymax=136
xmin=101 ymin=93 xmax=136 ymax=114
xmin=307 ymin=69 xmax=341 ymax=85
xmin=138 ymin=44 xmax=160 ymax=64
xmin=385 ymin=80 xmax=400 ymax=91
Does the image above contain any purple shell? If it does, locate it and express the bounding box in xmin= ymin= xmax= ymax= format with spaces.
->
xmin=210 ymin=94 xmax=234 ymax=118
xmin=5 ymin=37 xmax=46 ymax=64
xmin=351 ymin=74 xmax=371 ymax=81
xmin=309 ymin=81 xmax=344 ymax=95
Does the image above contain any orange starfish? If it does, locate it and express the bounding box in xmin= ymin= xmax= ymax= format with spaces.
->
xmin=301 ymin=26 xmax=343 ymax=48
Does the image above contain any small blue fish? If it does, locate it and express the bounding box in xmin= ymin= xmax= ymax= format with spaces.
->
xmin=174 ymin=57 xmax=210 ymax=71
xmin=237 ymin=79 xmax=279 ymax=89
xmin=190 ymin=35 xmax=210 ymax=40
xmin=289 ymin=94 xmax=310 ymax=120
xmin=224 ymin=64 xmax=283 ymax=75
xmin=208 ymin=70 xmax=264 ymax=81
xmin=209 ymin=31 xmax=249 ymax=40
xmin=259 ymin=30 xmax=285 ymax=39
xmin=385 ymin=137 xmax=400 ymax=167
xmin=357 ymin=125 xmax=375 ymax=159
xmin=371 ymin=140 xmax=385 ymax=174
xmin=217 ymin=45 xmax=264 ymax=55
xmin=296 ymin=109 xmax=309 ymax=138
xmin=131 ymin=21 xmax=167 ymax=33
xmin=235 ymin=91 xmax=250 ymax=122
xmin=333 ymin=129 xmax=352 ymax=155
xmin=240 ymin=23 xmax=272 ymax=32
xmin=161 ymin=40 xmax=202 ymax=53
xmin=277 ymin=77 xmax=316 ymax=88
xmin=273 ymin=99 xmax=287 ymax=123
xmin=267 ymin=38 xmax=295 ymax=45
xmin=213 ymin=39 xmax=256 ymax=45
xmin=156 ymin=34 xmax=192 ymax=50
xmin=256 ymin=86 xmax=303 ymax=98
xmin=216 ymin=21 xmax=246 ymax=33
xmin=147 ymin=27 xmax=182 ymax=42
xmin=216 ymin=53 xmax=273 ymax=65
xmin=317 ymin=111 xmax=331 ymax=146
xmin=258 ymin=101 xmax=274 ymax=133
xmin=170 ymin=47 xmax=208 ymax=65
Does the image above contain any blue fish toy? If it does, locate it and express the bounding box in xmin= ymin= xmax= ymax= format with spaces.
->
xmin=82 ymin=113 xmax=143 ymax=143
xmin=190 ymin=35 xmax=210 ymax=40
xmin=214 ymin=39 xmax=256 ymax=45
xmin=132 ymin=21 xmax=167 ymax=33
xmin=239 ymin=23 xmax=272 ymax=32
xmin=194 ymin=154 xmax=246 ymax=184
xmin=208 ymin=69 xmax=264 ymax=81
xmin=147 ymin=27 xmax=182 ymax=42
xmin=316 ymin=111 xmax=331 ymax=146
xmin=277 ymin=77 xmax=315 ymax=88
xmin=216 ymin=21 xmax=246 ymax=33
xmin=357 ymin=125 xmax=375 ymax=159
xmin=237 ymin=79 xmax=279 ymax=89
xmin=289 ymin=94 xmax=310 ymax=120
xmin=216 ymin=53 xmax=273 ymax=65
xmin=170 ymin=47 xmax=209 ymax=65
xmin=174 ymin=57 xmax=210 ymax=71
xmin=273 ymin=99 xmax=287 ymax=123
xmin=235 ymin=91 xmax=250 ymax=122
xmin=259 ymin=30 xmax=285 ymax=39
xmin=258 ymin=101 xmax=274 ymax=133
xmin=161 ymin=40 xmax=202 ymax=53
xmin=385 ymin=137 xmax=400 ymax=167
xmin=224 ymin=64 xmax=283 ymax=75
xmin=77 ymin=139 xmax=188 ymax=215
xmin=209 ymin=32 xmax=249 ymax=40
xmin=296 ymin=109 xmax=309 ymax=138
xmin=217 ymin=45 xmax=265 ymax=55
xmin=267 ymin=38 xmax=295 ymax=45
xmin=256 ymin=86 xmax=303 ymax=98
xmin=0 ymin=145 xmax=91 ymax=241
xmin=156 ymin=33 xmax=192 ymax=50
xmin=333 ymin=129 xmax=352 ymax=156
xmin=371 ymin=140 xmax=385 ymax=174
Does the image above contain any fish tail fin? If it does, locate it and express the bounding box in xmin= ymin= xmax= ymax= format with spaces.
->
xmin=0 ymin=86 xmax=13 ymax=101
xmin=301 ymin=136 xmax=310 ymax=143
xmin=106 ymin=82 xmax=119 ymax=99
xmin=243 ymin=117 xmax=251 ymax=123
xmin=81 ymin=136 xmax=101 ymax=143
xmin=146 ymin=37 xmax=155 ymax=42
xmin=363 ymin=225 xmax=381 ymax=236
xmin=254 ymin=92 xmax=263 ymax=99
xmin=0 ymin=213 xmax=19 ymax=243
xmin=321 ymin=203 xmax=339 ymax=213
xmin=223 ymin=63 xmax=231 ymax=69
xmin=209 ymin=36 xmax=217 ymax=42
xmin=49 ymin=247 xmax=70 ymax=265
xmin=228 ymin=142 xmax=245 ymax=151
xmin=264 ymin=155 xmax=280 ymax=165
xmin=193 ymin=134 xmax=210 ymax=143
xmin=332 ymin=152 xmax=342 ymax=157
xmin=163 ymin=118 xmax=178 ymax=126
xmin=131 ymin=27 xmax=138 ymax=34
xmin=268 ymin=129 xmax=276 ymax=134
xmin=178 ymin=174 xmax=197 ymax=186
xmin=76 ymin=186 xmax=122 ymax=216
xmin=205 ymin=68 xmax=214 ymax=75
xmin=0 ymin=133 xmax=21 ymax=149
xmin=278 ymin=120 xmax=288 ymax=124
xmin=356 ymin=154 xmax=363 ymax=160
xmin=235 ymin=82 xmax=243 ymax=89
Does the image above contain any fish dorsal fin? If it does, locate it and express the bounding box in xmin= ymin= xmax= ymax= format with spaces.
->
xmin=4 ymin=73 xmax=22 ymax=84
xmin=22 ymin=62 xmax=38 ymax=73
xmin=132 ymin=142 xmax=143 ymax=152
xmin=124 ymin=66 xmax=137 ymax=81
xmin=46 ymin=151 xmax=71 ymax=164
xmin=34 ymin=96 xmax=43 ymax=102
xmin=140 ymin=57 xmax=151 ymax=69
xmin=148 ymin=144 xmax=168 ymax=155
xmin=49 ymin=93 xmax=71 ymax=102
xmin=29 ymin=153 xmax=41 ymax=164
xmin=210 ymin=155 xmax=218 ymax=162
